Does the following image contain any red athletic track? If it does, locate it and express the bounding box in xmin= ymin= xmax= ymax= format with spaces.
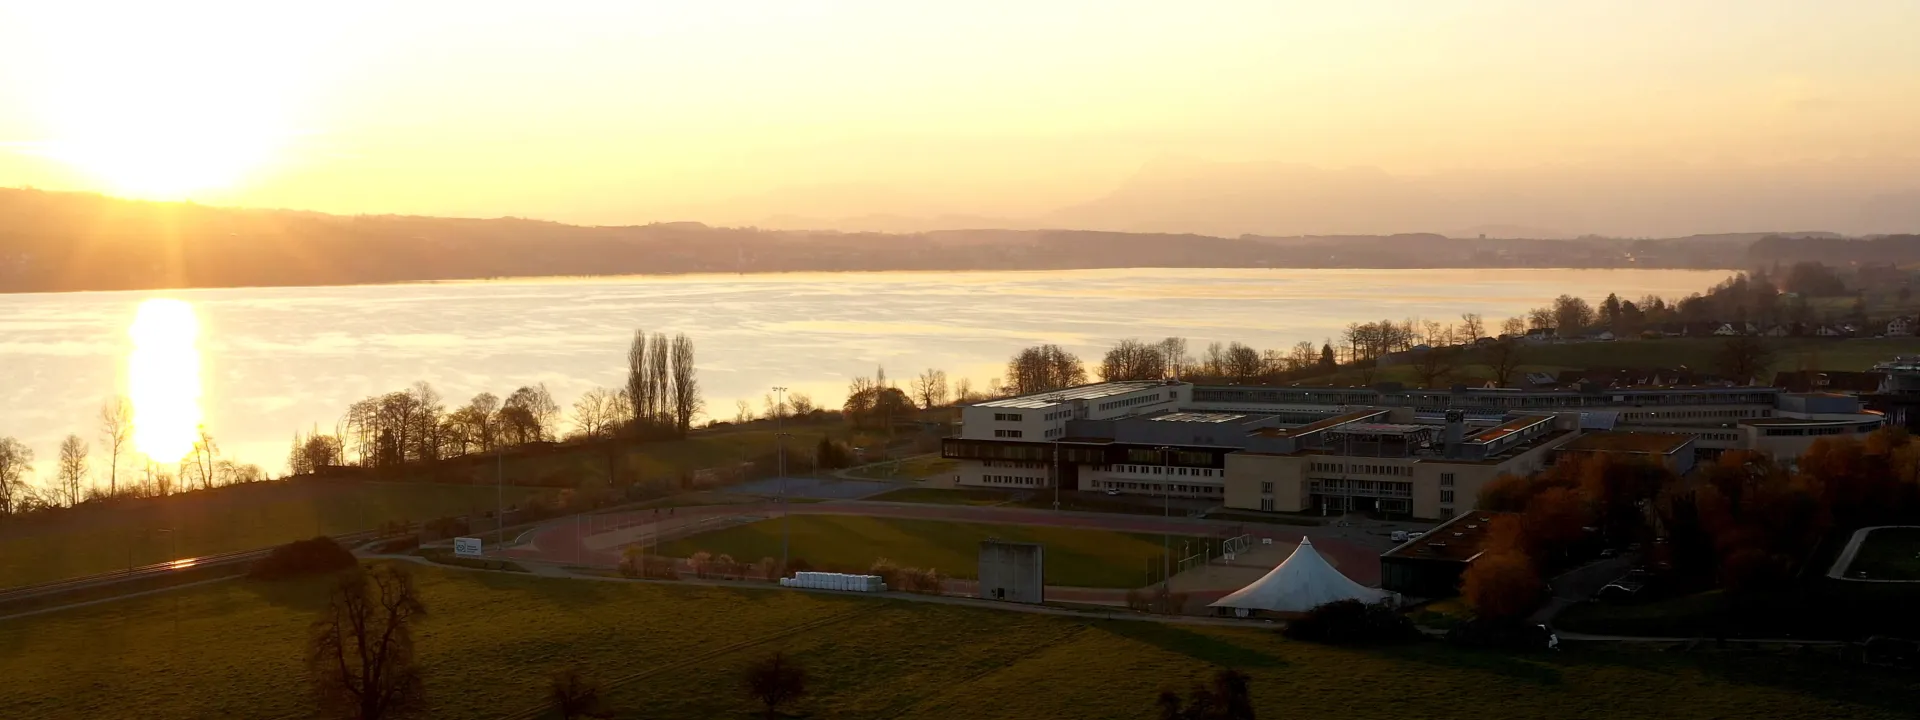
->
xmin=505 ymin=501 xmax=1383 ymax=592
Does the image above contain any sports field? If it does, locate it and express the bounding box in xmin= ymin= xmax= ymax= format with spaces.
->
xmin=1849 ymin=527 xmax=1920 ymax=580
xmin=659 ymin=515 xmax=1213 ymax=588
xmin=0 ymin=481 xmax=552 ymax=588
xmin=0 ymin=564 xmax=1911 ymax=720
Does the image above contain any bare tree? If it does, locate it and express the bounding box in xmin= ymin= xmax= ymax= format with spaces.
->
xmin=1500 ymin=316 xmax=1526 ymax=338
xmin=627 ymin=329 xmax=651 ymax=429
xmin=788 ymin=391 xmax=816 ymax=417
xmin=1526 ymin=307 xmax=1556 ymax=332
xmin=182 ymin=427 xmax=219 ymax=490
xmin=952 ymin=377 xmax=976 ymax=403
xmin=406 ymin=382 xmax=444 ymax=463
xmin=308 ymin=564 xmax=427 ymax=720
xmin=502 ymin=385 xmax=558 ymax=444
xmin=670 ymin=333 xmax=701 ymax=435
xmin=1715 ymin=335 xmax=1777 ymax=384
xmin=1006 ymin=345 xmax=1087 ymax=395
xmin=743 ymin=651 xmax=807 ymax=719
xmin=735 ymin=399 xmax=755 ymax=424
xmin=1288 ymin=341 xmax=1318 ymax=370
xmin=911 ymin=368 xmax=949 ymax=408
xmin=1158 ymin=337 xmax=1190 ymax=379
xmin=57 ymin=434 xmax=88 ymax=507
xmin=571 ymin=388 xmax=620 ymax=439
xmin=1222 ymin=342 xmax=1263 ymax=382
xmin=1100 ymin=338 xmax=1168 ymax=381
xmin=1410 ymin=347 xmax=1456 ymax=389
xmin=0 ymin=437 xmax=33 ymax=516
xmin=1459 ymin=313 xmax=1485 ymax=342
xmin=1485 ymin=339 xmax=1526 ymax=388
xmin=648 ymin=334 xmax=672 ymax=432
xmin=549 ymin=668 xmax=610 ymax=720
xmin=98 ymin=396 xmax=132 ymax=496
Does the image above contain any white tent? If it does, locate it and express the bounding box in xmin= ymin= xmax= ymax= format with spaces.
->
xmin=1208 ymin=537 xmax=1387 ymax=614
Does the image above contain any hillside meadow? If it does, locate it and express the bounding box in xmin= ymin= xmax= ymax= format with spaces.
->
xmin=0 ymin=564 xmax=1910 ymax=720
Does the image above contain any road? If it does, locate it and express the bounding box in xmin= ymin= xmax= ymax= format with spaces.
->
xmin=1529 ymin=554 xmax=1634 ymax=626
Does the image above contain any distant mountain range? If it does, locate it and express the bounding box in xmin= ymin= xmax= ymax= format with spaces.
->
xmin=756 ymin=157 xmax=1920 ymax=238
xmin=0 ymin=186 xmax=1905 ymax=294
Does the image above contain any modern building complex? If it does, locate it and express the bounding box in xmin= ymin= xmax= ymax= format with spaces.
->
xmin=943 ymin=379 xmax=1886 ymax=521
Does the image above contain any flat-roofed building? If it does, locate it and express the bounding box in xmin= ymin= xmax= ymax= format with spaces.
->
xmin=1558 ymin=431 xmax=1698 ymax=475
xmin=1380 ymin=510 xmax=1518 ymax=596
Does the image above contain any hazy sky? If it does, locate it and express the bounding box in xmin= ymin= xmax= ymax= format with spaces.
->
xmin=1 ymin=1 xmax=1916 ymax=229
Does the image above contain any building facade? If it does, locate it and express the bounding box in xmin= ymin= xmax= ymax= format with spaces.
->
xmin=944 ymin=380 xmax=1886 ymax=521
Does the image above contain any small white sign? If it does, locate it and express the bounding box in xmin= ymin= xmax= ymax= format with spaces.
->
xmin=454 ymin=537 xmax=484 ymax=558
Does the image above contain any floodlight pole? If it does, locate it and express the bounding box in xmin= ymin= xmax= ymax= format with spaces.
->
xmin=1157 ymin=445 xmax=1173 ymax=593
xmin=774 ymin=385 xmax=789 ymax=575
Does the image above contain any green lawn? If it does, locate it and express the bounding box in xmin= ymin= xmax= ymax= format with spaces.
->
xmin=0 ymin=481 xmax=553 ymax=589
xmin=842 ymin=454 xmax=959 ymax=481
xmin=661 ymin=515 xmax=1210 ymax=588
xmin=1849 ymin=527 xmax=1920 ymax=580
xmin=0 ymin=565 xmax=1913 ymax=720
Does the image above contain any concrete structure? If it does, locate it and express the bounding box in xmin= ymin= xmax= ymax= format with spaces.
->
xmin=945 ymin=379 xmax=1887 ymax=521
xmin=978 ymin=540 xmax=1045 ymax=604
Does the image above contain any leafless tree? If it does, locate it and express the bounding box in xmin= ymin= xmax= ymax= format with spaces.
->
xmin=1006 ymin=345 xmax=1086 ymax=395
xmin=1527 ymin=306 xmax=1556 ymax=332
xmin=1715 ymin=334 xmax=1777 ymax=384
xmin=1500 ymin=316 xmax=1526 ymax=338
xmin=1459 ymin=313 xmax=1485 ymax=342
xmin=952 ymin=377 xmax=976 ymax=403
xmin=406 ymin=382 xmax=444 ymax=463
xmin=788 ymin=391 xmax=816 ymax=417
xmin=1410 ymin=347 xmax=1457 ymax=389
xmin=627 ymin=329 xmax=651 ymax=429
xmin=743 ymin=651 xmax=807 ymax=719
xmin=549 ymin=668 xmax=609 ymax=720
xmin=1100 ymin=338 xmax=1168 ymax=381
xmin=911 ymin=368 xmax=949 ymax=408
xmin=1222 ymin=342 xmax=1263 ymax=382
xmin=1485 ymin=339 xmax=1526 ymax=388
xmin=308 ymin=564 xmax=427 ymax=720
xmin=1287 ymin=341 xmax=1318 ymax=371
xmin=0 ymin=437 xmax=34 ymax=515
xmin=648 ymin=333 xmax=672 ymax=432
xmin=1158 ymin=337 xmax=1190 ymax=379
xmin=98 ymin=396 xmax=132 ymax=496
xmin=1199 ymin=341 xmax=1228 ymax=377
xmin=502 ymin=385 xmax=558 ymax=444
xmin=57 ymin=434 xmax=88 ymax=506
xmin=734 ymin=399 xmax=755 ymax=424
xmin=181 ymin=427 xmax=219 ymax=490
xmin=762 ymin=393 xmax=786 ymax=421
xmin=571 ymin=388 xmax=621 ymax=439
xmin=670 ymin=333 xmax=700 ymax=435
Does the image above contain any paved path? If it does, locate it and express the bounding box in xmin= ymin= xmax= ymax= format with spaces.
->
xmin=504 ymin=500 xmax=1385 ymax=592
xmin=1827 ymin=525 xmax=1920 ymax=582
xmin=1529 ymin=555 xmax=1633 ymax=626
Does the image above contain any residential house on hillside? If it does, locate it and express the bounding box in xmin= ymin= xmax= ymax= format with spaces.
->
xmin=1888 ymin=317 xmax=1915 ymax=337
xmin=1772 ymin=370 xmax=1885 ymax=394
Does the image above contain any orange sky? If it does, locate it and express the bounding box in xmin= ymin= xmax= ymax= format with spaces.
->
xmin=1 ymin=1 xmax=1916 ymax=228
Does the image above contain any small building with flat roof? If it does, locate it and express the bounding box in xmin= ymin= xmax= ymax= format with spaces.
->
xmin=1557 ymin=431 xmax=1698 ymax=475
xmin=1380 ymin=510 xmax=1518 ymax=597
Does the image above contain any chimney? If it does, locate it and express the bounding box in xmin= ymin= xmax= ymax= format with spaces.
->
xmin=1443 ymin=409 xmax=1465 ymax=458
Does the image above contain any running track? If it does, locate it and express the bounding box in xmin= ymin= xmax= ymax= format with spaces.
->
xmin=504 ymin=501 xmax=1383 ymax=592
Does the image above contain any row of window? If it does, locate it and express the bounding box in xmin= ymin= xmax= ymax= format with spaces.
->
xmin=1440 ymin=472 xmax=1455 ymax=488
xmin=981 ymin=460 xmax=1043 ymax=469
xmin=1307 ymin=462 xmax=1411 ymax=477
xmin=1044 ymin=409 xmax=1072 ymax=421
xmin=1624 ymin=409 xmax=1764 ymax=421
xmin=1440 ymin=489 xmax=1455 ymax=503
xmin=993 ymin=412 xmax=1024 ymax=422
xmin=1310 ymin=479 xmax=1413 ymax=498
xmin=1099 ymin=464 xmax=1221 ymax=478
xmin=981 ymin=474 xmax=1041 ymax=486
xmin=1097 ymin=393 xmax=1162 ymax=412
xmin=1094 ymin=480 xmax=1223 ymax=495
xmin=1762 ymin=424 xmax=1877 ymax=437
xmin=1193 ymin=388 xmax=1780 ymax=409
xmin=1043 ymin=427 xmax=1064 ymax=439
xmin=1125 ymin=448 xmax=1213 ymax=465
xmin=994 ymin=429 xmax=1024 ymax=438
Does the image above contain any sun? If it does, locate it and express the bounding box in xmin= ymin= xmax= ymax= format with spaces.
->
xmin=127 ymin=299 xmax=205 ymax=463
xmin=15 ymin=3 xmax=322 ymax=200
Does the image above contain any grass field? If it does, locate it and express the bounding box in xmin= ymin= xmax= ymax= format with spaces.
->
xmin=0 ymin=565 xmax=1913 ymax=720
xmin=1849 ymin=527 xmax=1920 ymax=580
xmin=660 ymin=515 xmax=1211 ymax=588
xmin=0 ymin=481 xmax=554 ymax=589
xmin=842 ymin=454 xmax=959 ymax=481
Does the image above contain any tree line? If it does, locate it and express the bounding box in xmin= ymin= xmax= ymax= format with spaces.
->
xmin=290 ymin=330 xmax=704 ymax=476
xmin=0 ymin=396 xmax=266 ymax=520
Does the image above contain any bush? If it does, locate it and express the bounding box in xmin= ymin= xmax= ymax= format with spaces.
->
xmin=689 ymin=551 xmax=713 ymax=579
xmin=757 ymin=557 xmax=779 ymax=582
xmin=423 ymin=515 xmax=469 ymax=541
xmin=249 ymin=537 xmax=357 ymax=580
xmin=1283 ymin=600 xmax=1420 ymax=645
xmin=1126 ymin=586 xmax=1189 ymax=615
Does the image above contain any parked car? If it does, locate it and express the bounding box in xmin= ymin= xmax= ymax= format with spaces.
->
xmin=1104 ymin=488 xmax=1121 ymax=496
xmin=1406 ymin=532 xmax=1425 ymax=540
xmin=1599 ymin=548 xmax=1618 ymax=558
xmin=1391 ymin=530 xmax=1410 ymax=542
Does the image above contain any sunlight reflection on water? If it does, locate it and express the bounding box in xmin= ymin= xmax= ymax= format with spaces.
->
xmin=127 ymin=299 xmax=203 ymax=463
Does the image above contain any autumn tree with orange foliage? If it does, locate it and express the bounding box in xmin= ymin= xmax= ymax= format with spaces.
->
xmin=1461 ymin=547 xmax=1541 ymax=620
xmin=1521 ymin=486 xmax=1591 ymax=563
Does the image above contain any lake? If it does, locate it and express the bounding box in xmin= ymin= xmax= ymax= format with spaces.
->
xmin=0 ymin=267 xmax=1729 ymax=476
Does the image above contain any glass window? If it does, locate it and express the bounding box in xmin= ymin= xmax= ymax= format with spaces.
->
xmin=1260 ymin=481 xmax=1273 ymax=494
